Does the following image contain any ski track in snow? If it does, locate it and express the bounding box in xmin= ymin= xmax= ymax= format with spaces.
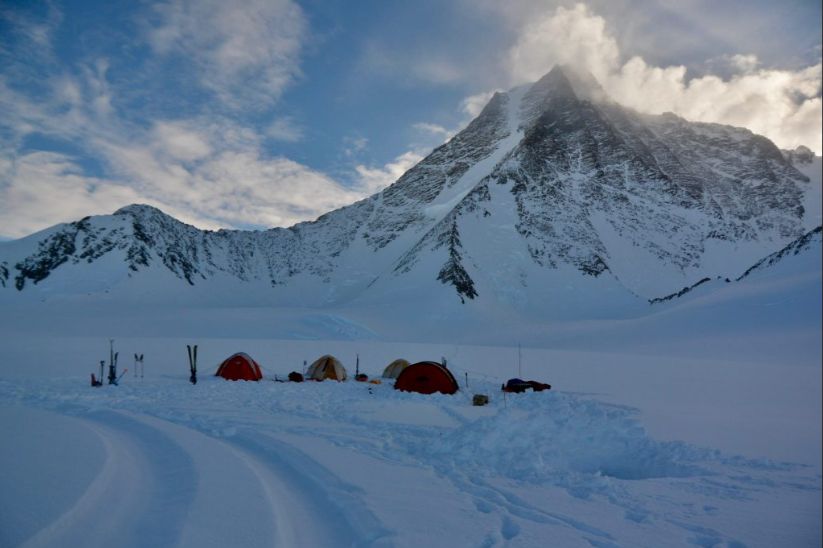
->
xmin=1 ymin=374 xmax=820 ymax=548
xmin=16 ymin=411 xmax=196 ymax=548
xmin=3 ymin=406 xmax=388 ymax=548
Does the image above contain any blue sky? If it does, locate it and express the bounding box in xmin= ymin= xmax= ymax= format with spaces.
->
xmin=1 ymin=0 xmax=821 ymax=238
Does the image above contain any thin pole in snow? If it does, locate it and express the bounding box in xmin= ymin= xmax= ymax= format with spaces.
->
xmin=134 ymin=354 xmax=144 ymax=379
xmin=356 ymin=354 xmax=360 ymax=376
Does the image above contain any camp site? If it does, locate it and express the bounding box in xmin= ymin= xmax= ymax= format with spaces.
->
xmin=1 ymin=2 xmax=820 ymax=544
xmin=1 ymin=330 xmax=819 ymax=547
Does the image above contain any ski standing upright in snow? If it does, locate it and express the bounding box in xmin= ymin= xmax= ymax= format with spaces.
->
xmin=187 ymin=345 xmax=197 ymax=384
xmin=107 ymin=340 xmax=119 ymax=385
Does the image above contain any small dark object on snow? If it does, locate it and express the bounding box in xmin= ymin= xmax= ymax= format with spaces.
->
xmin=288 ymin=371 xmax=304 ymax=382
xmin=90 ymin=373 xmax=102 ymax=387
xmin=355 ymin=373 xmax=369 ymax=382
xmin=472 ymin=394 xmax=489 ymax=406
xmin=502 ymin=378 xmax=551 ymax=393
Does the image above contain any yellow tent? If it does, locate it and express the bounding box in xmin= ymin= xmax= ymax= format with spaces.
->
xmin=306 ymin=355 xmax=347 ymax=381
xmin=382 ymin=358 xmax=409 ymax=379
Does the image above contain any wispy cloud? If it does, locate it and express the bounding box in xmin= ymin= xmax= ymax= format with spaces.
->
xmin=459 ymin=91 xmax=499 ymax=119
xmin=147 ymin=0 xmax=307 ymax=109
xmin=0 ymin=2 xmax=63 ymax=60
xmin=0 ymin=108 xmax=378 ymax=237
xmin=0 ymin=0 xmax=386 ymax=239
xmin=266 ymin=117 xmax=304 ymax=143
xmin=354 ymin=151 xmax=426 ymax=195
xmin=0 ymin=151 xmax=144 ymax=237
xmin=412 ymin=122 xmax=452 ymax=140
xmin=342 ymin=136 xmax=369 ymax=158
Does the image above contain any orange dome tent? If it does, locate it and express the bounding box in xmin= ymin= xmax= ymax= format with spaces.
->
xmin=215 ymin=352 xmax=263 ymax=381
xmin=394 ymin=361 xmax=459 ymax=395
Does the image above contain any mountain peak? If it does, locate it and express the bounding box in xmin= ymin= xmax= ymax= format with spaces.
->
xmin=519 ymin=65 xmax=611 ymax=128
xmin=529 ymin=65 xmax=609 ymax=103
xmin=528 ymin=65 xmax=577 ymax=100
xmin=113 ymin=204 xmax=168 ymax=218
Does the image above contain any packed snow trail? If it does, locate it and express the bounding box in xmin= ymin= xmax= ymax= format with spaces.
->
xmin=1 ymin=373 xmax=819 ymax=547
xmin=0 ymin=406 xmax=390 ymax=548
xmin=2 ymin=409 xmax=196 ymax=548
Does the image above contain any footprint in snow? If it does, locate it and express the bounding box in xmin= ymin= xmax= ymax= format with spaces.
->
xmin=500 ymin=516 xmax=521 ymax=540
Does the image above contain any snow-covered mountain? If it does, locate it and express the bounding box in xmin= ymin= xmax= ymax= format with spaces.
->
xmin=0 ymin=66 xmax=819 ymax=318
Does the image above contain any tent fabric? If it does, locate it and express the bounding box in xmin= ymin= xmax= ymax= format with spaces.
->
xmin=382 ymin=359 xmax=410 ymax=379
xmin=394 ymin=361 xmax=459 ymax=395
xmin=306 ymin=354 xmax=347 ymax=381
xmin=215 ymin=352 xmax=263 ymax=381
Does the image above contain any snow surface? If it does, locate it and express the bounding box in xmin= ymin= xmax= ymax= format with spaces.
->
xmin=1 ymin=240 xmax=820 ymax=547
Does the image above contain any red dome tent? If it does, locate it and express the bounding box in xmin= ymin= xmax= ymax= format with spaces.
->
xmin=394 ymin=361 xmax=459 ymax=395
xmin=215 ymin=352 xmax=263 ymax=381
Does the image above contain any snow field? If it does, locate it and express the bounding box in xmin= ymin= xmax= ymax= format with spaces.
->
xmin=1 ymin=346 xmax=819 ymax=548
xmin=0 ymin=243 xmax=819 ymax=547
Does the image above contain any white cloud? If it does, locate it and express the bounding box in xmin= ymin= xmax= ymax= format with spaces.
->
xmin=413 ymin=122 xmax=452 ymax=139
xmin=0 ymin=1 xmax=383 ymax=239
xmin=504 ymin=3 xmax=822 ymax=153
xmin=91 ymin=120 xmax=377 ymax=229
xmin=0 ymin=78 xmax=386 ymax=237
xmin=0 ymin=152 xmax=145 ymax=237
xmin=729 ymin=54 xmax=759 ymax=73
xmin=0 ymin=3 xmax=63 ymax=58
xmin=508 ymin=4 xmax=619 ymax=85
xmin=460 ymin=91 xmax=498 ymax=119
xmin=342 ymin=136 xmax=369 ymax=158
xmin=355 ymin=150 xmax=426 ymax=195
xmin=196 ymin=153 xmax=363 ymax=225
xmin=266 ymin=117 xmax=304 ymax=142
xmin=152 ymin=121 xmax=212 ymax=162
xmin=147 ymin=0 xmax=306 ymax=108
xmin=82 ymin=59 xmax=114 ymax=116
